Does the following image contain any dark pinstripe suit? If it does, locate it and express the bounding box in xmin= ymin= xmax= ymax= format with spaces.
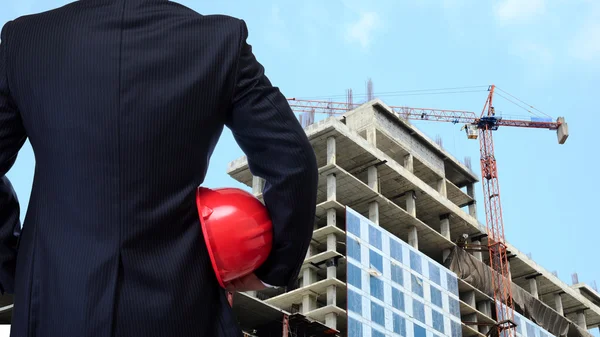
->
xmin=0 ymin=0 xmax=319 ymax=335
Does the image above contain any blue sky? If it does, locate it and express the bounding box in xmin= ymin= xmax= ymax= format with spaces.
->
xmin=2 ymin=0 xmax=600 ymax=333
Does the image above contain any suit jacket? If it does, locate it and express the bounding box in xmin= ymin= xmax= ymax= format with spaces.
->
xmin=0 ymin=0 xmax=319 ymax=336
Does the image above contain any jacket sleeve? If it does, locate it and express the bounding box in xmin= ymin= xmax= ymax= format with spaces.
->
xmin=0 ymin=21 xmax=27 ymax=295
xmin=225 ymin=19 xmax=318 ymax=288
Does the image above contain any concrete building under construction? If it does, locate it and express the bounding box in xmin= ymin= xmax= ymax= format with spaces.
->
xmin=226 ymin=99 xmax=600 ymax=337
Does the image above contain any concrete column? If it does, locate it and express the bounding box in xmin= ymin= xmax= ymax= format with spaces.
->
xmin=252 ymin=176 xmax=264 ymax=196
xmin=327 ymin=174 xmax=336 ymax=201
xmin=406 ymin=191 xmax=416 ymax=217
xmin=467 ymin=183 xmax=477 ymax=218
xmin=368 ymin=166 xmax=378 ymax=192
xmin=408 ymin=226 xmax=418 ymax=249
xmin=325 ymin=313 xmax=338 ymax=329
xmin=554 ymin=293 xmax=564 ymax=315
xmin=472 ymin=239 xmax=483 ymax=261
xmin=477 ymin=301 xmax=492 ymax=335
xmin=437 ymin=178 xmax=447 ymax=198
xmin=576 ymin=311 xmax=587 ymax=329
xmin=404 ymin=154 xmax=414 ymax=173
xmin=326 ymin=280 xmax=337 ymax=300
xmin=529 ymin=277 xmax=539 ymax=299
xmin=440 ymin=214 xmax=451 ymax=262
xmin=301 ymin=265 xmax=318 ymax=313
xmin=366 ymin=127 xmax=377 ymax=147
xmin=327 ymin=233 xmax=337 ymax=252
xmin=462 ymin=291 xmax=478 ymax=329
xmin=327 ymin=137 xmax=336 ymax=165
xmin=327 ymin=208 xmax=336 ymax=228
xmin=369 ymin=202 xmax=379 ymax=225
xmin=368 ymin=165 xmax=380 ymax=225
xmin=302 ymin=294 xmax=317 ymax=314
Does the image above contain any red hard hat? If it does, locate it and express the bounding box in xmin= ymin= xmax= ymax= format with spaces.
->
xmin=195 ymin=186 xmax=273 ymax=288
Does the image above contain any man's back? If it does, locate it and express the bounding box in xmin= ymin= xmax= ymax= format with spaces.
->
xmin=0 ymin=0 xmax=318 ymax=336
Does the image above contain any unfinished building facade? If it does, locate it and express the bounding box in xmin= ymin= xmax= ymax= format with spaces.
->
xmin=226 ymin=99 xmax=600 ymax=337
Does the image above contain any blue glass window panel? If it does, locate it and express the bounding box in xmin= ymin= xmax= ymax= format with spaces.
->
xmin=347 ymin=213 xmax=361 ymax=236
xmin=451 ymin=321 xmax=462 ymax=337
xmin=348 ymin=317 xmax=363 ymax=337
xmin=412 ymin=299 xmax=425 ymax=323
xmin=390 ymin=238 xmax=402 ymax=262
xmin=430 ymin=286 xmax=443 ymax=308
xmin=392 ymin=287 xmax=405 ymax=311
xmin=391 ymin=264 xmax=403 ymax=285
xmin=371 ymin=328 xmax=385 ymax=337
xmin=369 ymin=225 xmax=382 ymax=250
xmin=348 ymin=289 xmax=362 ymax=314
xmin=393 ymin=313 xmax=406 ymax=335
xmin=432 ymin=309 xmax=444 ymax=333
xmin=347 ymin=237 xmax=361 ymax=262
xmin=371 ymin=301 xmax=385 ymax=327
xmin=446 ymin=273 xmax=459 ymax=296
xmin=514 ymin=315 xmax=522 ymax=334
xmin=370 ymin=276 xmax=384 ymax=301
xmin=414 ymin=323 xmax=427 ymax=337
xmin=449 ymin=297 xmax=460 ymax=318
xmin=347 ymin=263 xmax=362 ymax=288
xmin=411 ymin=274 xmax=424 ymax=297
xmin=527 ymin=323 xmax=538 ymax=337
xmin=429 ymin=262 xmax=441 ymax=286
xmin=369 ymin=249 xmax=383 ymax=272
xmin=410 ymin=250 xmax=422 ymax=274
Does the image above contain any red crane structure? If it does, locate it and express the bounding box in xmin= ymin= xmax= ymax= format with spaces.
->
xmin=287 ymin=84 xmax=569 ymax=337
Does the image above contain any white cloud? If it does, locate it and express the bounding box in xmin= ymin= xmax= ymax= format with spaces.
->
xmin=494 ymin=0 xmax=546 ymax=24
xmin=345 ymin=11 xmax=380 ymax=50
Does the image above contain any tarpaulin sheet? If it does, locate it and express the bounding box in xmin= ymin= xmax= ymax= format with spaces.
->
xmin=444 ymin=247 xmax=592 ymax=337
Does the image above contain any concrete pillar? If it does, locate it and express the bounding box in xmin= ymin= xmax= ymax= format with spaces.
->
xmin=327 ymin=137 xmax=336 ymax=165
xmin=408 ymin=226 xmax=418 ymax=249
xmin=440 ymin=214 xmax=451 ymax=262
xmin=302 ymin=294 xmax=317 ymax=314
xmin=252 ymin=176 xmax=264 ymax=196
xmin=327 ymin=281 xmax=337 ymax=301
xmin=437 ymin=178 xmax=447 ymax=198
xmin=462 ymin=291 xmax=478 ymax=329
xmin=467 ymin=183 xmax=477 ymax=218
xmin=366 ymin=127 xmax=377 ymax=147
xmin=406 ymin=191 xmax=416 ymax=217
xmin=529 ymin=277 xmax=539 ymax=299
xmin=472 ymin=239 xmax=483 ymax=261
xmin=369 ymin=202 xmax=379 ymax=225
xmin=302 ymin=267 xmax=318 ymax=313
xmin=325 ymin=313 xmax=338 ymax=329
xmin=554 ymin=293 xmax=564 ymax=315
xmin=327 ymin=208 xmax=336 ymax=228
xmin=368 ymin=166 xmax=378 ymax=192
xmin=368 ymin=165 xmax=380 ymax=225
xmin=404 ymin=154 xmax=414 ymax=173
xmin=576 ymin=311 xmax=587 ymax=329
xmin=327 ymin=174 xmax=336 ymax=201
xmin=327 ymin=233 xmax=337 ymax=252
xmin=477 ymin=301 xmax=492 ymax=335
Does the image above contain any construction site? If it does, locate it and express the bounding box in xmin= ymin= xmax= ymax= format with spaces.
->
xmin=225 ymin=84 xmax=600 ymax=337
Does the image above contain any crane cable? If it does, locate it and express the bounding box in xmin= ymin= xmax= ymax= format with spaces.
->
xmin=494 ymin=86 xmax=553 ymax=118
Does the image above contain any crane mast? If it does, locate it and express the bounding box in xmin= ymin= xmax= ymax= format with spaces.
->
xmin=286 ymin=86 xmax=568 ymax=337
xmin=479 ymin=85 xmax=516 ymax=336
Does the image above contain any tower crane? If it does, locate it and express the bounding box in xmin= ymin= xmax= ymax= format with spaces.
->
xmin=286 ymin=84 xmax=569 ymax=337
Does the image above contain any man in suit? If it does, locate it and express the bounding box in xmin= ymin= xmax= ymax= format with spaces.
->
xmin=0 ymin=0 xmax=319 ymax=336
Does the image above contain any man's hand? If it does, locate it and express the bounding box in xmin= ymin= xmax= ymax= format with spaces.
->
xmin=224 ymin=273 xmax=268 ymax=292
